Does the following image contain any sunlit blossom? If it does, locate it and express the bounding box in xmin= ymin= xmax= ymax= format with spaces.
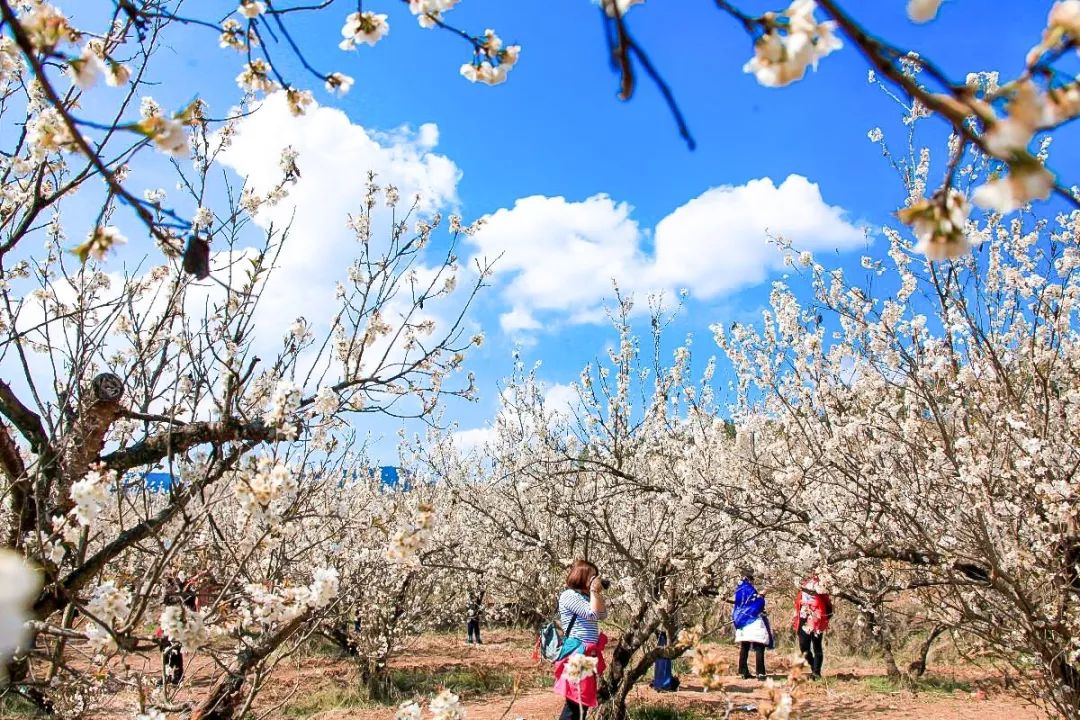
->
xmin=340 ymin=11 xmax=389 ymax=50
xmin=907 ymin=0 xmax=943 ymax=23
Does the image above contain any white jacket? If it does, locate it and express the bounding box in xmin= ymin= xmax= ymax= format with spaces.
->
xmin=734 ymin=616 xmax=770 ymax=645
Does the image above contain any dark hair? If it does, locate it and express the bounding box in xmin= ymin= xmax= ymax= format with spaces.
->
xmin=565 ymin=559 xmax=599 ymax=593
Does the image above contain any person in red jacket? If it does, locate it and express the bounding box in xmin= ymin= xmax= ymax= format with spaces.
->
xmin=792 ymin=574 xmax=832 ymax=679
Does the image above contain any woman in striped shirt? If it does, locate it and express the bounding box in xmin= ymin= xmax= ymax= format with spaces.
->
xmin=553 ymin=560 xmax=608 ymax=720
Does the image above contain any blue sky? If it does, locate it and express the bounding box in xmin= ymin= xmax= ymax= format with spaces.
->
xmin=50 ymin=1 xmax=1074 ymax=460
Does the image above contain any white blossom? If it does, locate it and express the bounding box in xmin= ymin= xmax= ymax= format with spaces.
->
xmin=907 ymin=0 xmax=944 ymax=23
xmin=340 ymin=11 xmax=389 ymax=50
xmin=0 ymin=552 xmax=40 ymax=662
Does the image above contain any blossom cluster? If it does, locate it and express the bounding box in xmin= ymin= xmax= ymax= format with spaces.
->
xmin=234 ymin=458 xmax=299 ymax=525
xmin=460 ymin=29 xmax=521 ymax=86
xmin=264 ymin=380 xmax=302 ymax=437
xmin=70 ymin=468 xmax=116 ymax=527
xmin=409 ymin=0 xmax=461 ymax=28
xmin=428 ymin=689 xmax=465 ymax=720
xmin=386 ymin=503 xmax=436 ymax=566
xmin=743 ymin=0 xmax=842 ymax=88
xmin=0 ymin=552 xmax=40 ymax=663
xmin=240 ymin=567 xmax=340 ymax=630
xmin=159 ymin=604 xmax=210 ymax=649
xmin=896 ymin=188 xmax=972 ymax=260
xmin=562 ymin=653 xmax=599 ymax=683
xmin=340 ymin=11 xmax=389 ymax=50
xmin=88 ymin=580 xmax=132 ymax=626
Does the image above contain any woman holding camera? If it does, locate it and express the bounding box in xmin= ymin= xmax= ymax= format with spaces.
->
xmin=553 ymin=559 xmax=608 ymax=720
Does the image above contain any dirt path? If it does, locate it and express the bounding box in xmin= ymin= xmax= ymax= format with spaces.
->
xmin=262 ymin=632 xmax=1044 ymax=720
xmin=69 ymin=631 xmax=1045 ymax=720
xmin=312 ymin=682 xmax=1039 ymax=720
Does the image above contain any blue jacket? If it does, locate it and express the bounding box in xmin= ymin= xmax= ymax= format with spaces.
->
xmin=732 ymin=579 xmax=765 ymax=630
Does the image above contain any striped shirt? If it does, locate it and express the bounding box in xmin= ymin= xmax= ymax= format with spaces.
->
xmin=559 ymin=589 xmax=607 ymax=644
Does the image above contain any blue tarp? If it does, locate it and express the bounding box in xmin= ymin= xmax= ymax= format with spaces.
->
xmin=132 ymin=466 xmax=406 ymax=492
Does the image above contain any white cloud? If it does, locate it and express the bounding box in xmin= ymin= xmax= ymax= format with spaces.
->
xmin=499 ymin=307 xmax=541 ymax=333
xmin=451 ymin=380 xmax=579 ymax=454
xmin=542 ymin=382 xmax=578 ymax=417
xmin=468 ymin=175 xmax=865 ymax=336
xmin=218 ymin=92 xmax=462 ymax=355
xmin=651 ymin=175 xmax=865 ymax=295
xmin=469 ymin=194 xmax=645 ymax=333
xmin=450 ymin=426 xmax=496 ymax=455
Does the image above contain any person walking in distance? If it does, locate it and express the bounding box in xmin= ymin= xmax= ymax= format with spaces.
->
xmin=158 ymin=575 xmax=189 ymax=685
xmin=156 ymin=571 xmax=205 ymax=686
xmin=552 ymin=559 xmax=608 ymax=720
xmin=793 ymin=573 xmax=833 ymax=679
xmin=466 ymin=588 xmax=484 ymax=644
xmin=733 ymin=568 xmax=771 ymax=680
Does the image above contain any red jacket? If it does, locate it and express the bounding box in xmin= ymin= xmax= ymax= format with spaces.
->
xmin=792 ymin=582 xmax=832 ymax=633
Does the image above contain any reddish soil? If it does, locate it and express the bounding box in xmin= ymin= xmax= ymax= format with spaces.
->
xmin=256 ymin=631 xmax=1045 ymax=720
xmin=54 ymin=630 xmax=1045 ymax=720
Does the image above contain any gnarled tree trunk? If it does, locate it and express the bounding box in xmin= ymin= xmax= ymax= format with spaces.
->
xmin=191 ymin=611 xmax=311 ymax=720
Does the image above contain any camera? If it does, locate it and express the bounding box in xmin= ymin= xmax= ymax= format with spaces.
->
xmin=600 ymin=578 xmax=611 ymax=590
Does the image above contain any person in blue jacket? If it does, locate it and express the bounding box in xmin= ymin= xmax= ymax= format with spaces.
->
xmin=650 ymin=630 xmax=680 ymax=692
xmin=732 ymin=568 xmax=772 ymax=680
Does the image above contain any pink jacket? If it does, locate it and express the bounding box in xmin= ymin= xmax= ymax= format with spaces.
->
xmin=553 ymin=633 xmax=608 ymax=708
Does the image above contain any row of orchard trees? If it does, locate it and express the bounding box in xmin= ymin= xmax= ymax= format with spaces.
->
xmin=0 ymin=1 xmax=500 ymax=716
xmin=7 ymin=168 xmax=1076 ymax=720
xmin=0 ymin=163 xmax=487 ymax=718
xmin=6 ymin=141 xmax=1066 ymax=720
xmin=0 ymin=31 xmax=488 ymax=712
xmin=421 ymin=168 xmax=1080 ymax=720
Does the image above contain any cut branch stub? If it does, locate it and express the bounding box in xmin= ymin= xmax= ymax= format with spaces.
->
xmin=91 ymin=373 xmax=124 ymax=403
xmin=57 ymin=374 xmax=128 ymax=515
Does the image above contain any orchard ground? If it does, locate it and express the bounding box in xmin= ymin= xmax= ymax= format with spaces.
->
xmin=56 ymin=630 xmax=1045 ymax=720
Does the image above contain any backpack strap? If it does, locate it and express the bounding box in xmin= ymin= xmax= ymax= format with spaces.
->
xmin=564 ymin=614 xmax=577 ymax=638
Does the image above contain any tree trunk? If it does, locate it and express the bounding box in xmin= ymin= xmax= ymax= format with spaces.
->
xmin=907 ymin=625 xmax=944 ymax=678
xmin=358 ymin=659 xmax=393 ymax=702
xmin=881 ymin=637 xmax=902 ymax=680
xmin=0 ymin=422 xmax=35 ymax=549
xmin=190 ymin=612 xmax=311 ymax=720
xmin=321 ymin=624 xmax=361 ymax=656
xmin=1045 ymin=647 xmax=1080 ymax=720
xmin=593 ymin=603 xmax=683 ymax=720
xmin=57 ymin=377 xmax=125 ymax=515
xmin=593 ymin=689 xmax=631 ymax=720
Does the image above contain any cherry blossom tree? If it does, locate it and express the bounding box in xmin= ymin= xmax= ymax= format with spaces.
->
xmin=315 ymin=475 xmax=466 ymax=698
xmin=0 ymin=1 xmax=519 ymax=266
xmin=421 ymin=297 xmax=774 ymax=720
xmin=0 ymin=94 xmax=489 ymax=714
xmin=717 ymin=99 xmax=1080 ymax=717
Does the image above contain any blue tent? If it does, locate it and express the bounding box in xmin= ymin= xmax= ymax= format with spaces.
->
xmin=377 ymin=466 xmax=401 ymax=487
xmin=140 ymin=472 xmax=174 ymax=492
xmin=133 ymin=466 xmax=407 ymax=492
